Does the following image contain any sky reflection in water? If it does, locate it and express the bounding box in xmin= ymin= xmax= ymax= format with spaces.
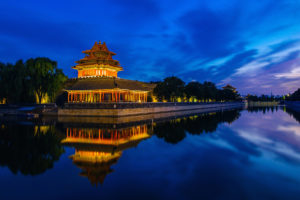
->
xmin=0 ymin=107 xmax=299 ymax=200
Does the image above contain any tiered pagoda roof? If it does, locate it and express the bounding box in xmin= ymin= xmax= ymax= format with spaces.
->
xmin=65 ymin=77 xmax=156 ymax=92
xmin=222 ymin=84 xmax=236 ymax=90
xmin=73 ymin=41 xmax=123 ymax=71
xmin=71 ymin=152 xmax=121 ymax=186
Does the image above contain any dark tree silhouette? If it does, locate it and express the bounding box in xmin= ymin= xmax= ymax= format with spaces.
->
xmin=153 ymin=76 xmax=241 ymax=102
xmin=153 ymin=76 xmax=185 ymax=102
xmin=154 ymin=119 xmax=186 ymax=144
xmin=0 ymin=124 xmax=64 ymax=175
xmin=154 ymin=109 xmax=242 ymax=144
xmin=185 ymin=81 xmax=204 ymax=102
xmin=0 ymin=58 xmax=67 ymax=104
xmin=27 ymin=57 xmax=67 ymax=104
xmin=288 ymin=88 xmax=300 ymax=101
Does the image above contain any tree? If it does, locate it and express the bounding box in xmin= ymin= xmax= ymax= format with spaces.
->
xmin=217 ymin=88 xmax=240 ymax=101
xmin=153 ymin=76 xmax=185 ymax=102
xmin=47 ymin=68 xmax=67 ymax=102
xmin=185 ymin=81 xmax=203 ymax=102
xmin=0 ymin=61 xmax=35 ymax=104
xmin=26 ymin=57 xmax=67 ymax=104
xmin=153 ymin=81 xmax=164 ymax=102
xmin=288 ymin=88 xmax=300 ymax=101
xmin=203 ymin=81 xmax=218 ymax=101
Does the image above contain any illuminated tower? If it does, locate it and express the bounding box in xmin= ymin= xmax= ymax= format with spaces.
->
xmin=74 ymin=41 xmax=123 ymax=78
xmin=65 ymin=41 xmax=155 ymax=103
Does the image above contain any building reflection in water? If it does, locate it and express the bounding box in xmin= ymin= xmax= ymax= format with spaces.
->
xmin=61 ymin=124 xmax=151 ymax=185
xmin=61 ymin=109 xmax=242 ymax=185
xmin=0 ymin=109 xmax=242 ymax=183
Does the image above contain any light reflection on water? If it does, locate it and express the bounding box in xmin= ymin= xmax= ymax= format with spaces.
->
xmin=0 ymin=106 xmax=299 ymax=200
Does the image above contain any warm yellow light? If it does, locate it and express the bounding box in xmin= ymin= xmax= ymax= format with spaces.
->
xmin=0 ymin=98 xmax=6 ymax=104
xmin=152 ymin=96 xmax=158 ymax=102
xmin=72 ymin=150 xmax=122 ymax=163
xmin=34 ymin=125 xmax=50 ymax=135
xmin=35 ymin=93 xmax=50 ymax=104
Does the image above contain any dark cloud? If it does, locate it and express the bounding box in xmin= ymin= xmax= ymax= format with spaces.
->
xmin=177 ymin=6 xmax=244 ymax=59
xmin=180 ymin=49 xmax=258 ymax=83
xmin=0 ymin=0 xmax=300 ymax=94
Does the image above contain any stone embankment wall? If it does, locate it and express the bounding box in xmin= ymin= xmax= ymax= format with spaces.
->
xmin=247 ymin=101 xmax=279 ymax=107
xmin=58 ymin=102 xmax=245 ymax=117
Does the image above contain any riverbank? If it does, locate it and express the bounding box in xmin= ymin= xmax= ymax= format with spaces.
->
xmin=0 ymin=104 xmax=56 ymax=118
xmin=0 ymin=102 xmax=245 ymax=118
xmin=58 ymin=102 xmax=245 ymax=117
xmin=247 ymin=101 xmax=279 ymax=107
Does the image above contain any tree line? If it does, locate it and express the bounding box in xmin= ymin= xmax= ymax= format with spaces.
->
xmin=287 ymin=88 xmax=300 ymax=101
xmin=0 ymin=58 xmax=67 ymax=104
xmin=245 ymin=88 xmax=300 ymax=102
xmin=246 ymin=94 xmax=280 ymax=102
xmin=152 ymin=76 xmax=241 ymax=102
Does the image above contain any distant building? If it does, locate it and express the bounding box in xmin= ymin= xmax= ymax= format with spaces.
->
xmin=65 ymin=42 xmax=155 ymax=103
xmin=222 ymin=84 xmax=237 ymax=93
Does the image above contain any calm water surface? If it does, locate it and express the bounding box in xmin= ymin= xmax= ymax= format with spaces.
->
xmin=0 ymin=107 xmax=299 ymax=200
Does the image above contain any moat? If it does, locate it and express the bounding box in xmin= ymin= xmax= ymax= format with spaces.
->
xmin=0 ymin=106 xmax=299 ymax=200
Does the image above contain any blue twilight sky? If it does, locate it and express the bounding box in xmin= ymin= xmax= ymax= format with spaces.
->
xmin=0 ymin=0 xmax=300 ymax=95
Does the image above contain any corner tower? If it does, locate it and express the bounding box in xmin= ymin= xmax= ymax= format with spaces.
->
xmin=65 ymin=41 xmax=155 ymax=103
xmin=73 ymin=41 xmax=123 ymax=78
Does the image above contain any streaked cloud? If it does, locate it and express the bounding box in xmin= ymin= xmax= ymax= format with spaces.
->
xmin=0 ymin=0 xmax=300 ymax=94
xmin=275 ymin=67 xmax=300 ymax=79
